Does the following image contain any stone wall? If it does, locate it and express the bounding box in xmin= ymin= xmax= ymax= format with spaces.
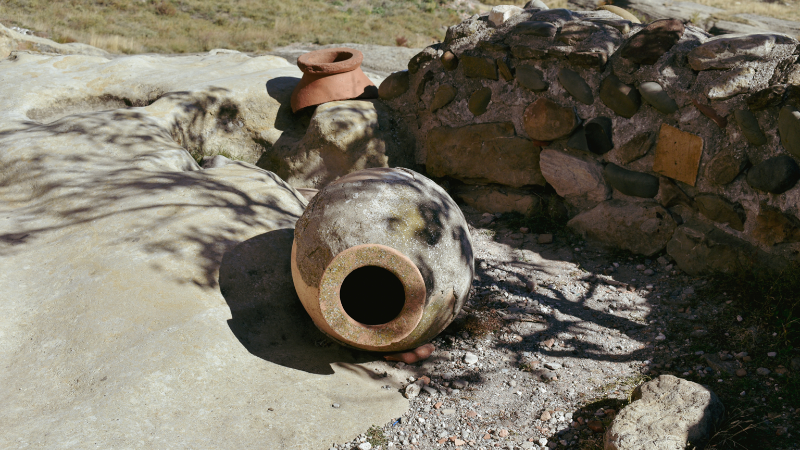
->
xmin=378 ymin=4 xmax=800 ymax=275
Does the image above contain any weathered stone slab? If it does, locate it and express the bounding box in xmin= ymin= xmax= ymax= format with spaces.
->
xmin=567 ymin=51 xmax=608 ymax=68
xmin=568 ymin=200 xmax=676 ymax=256
xmin=489 ymin=5 xmax=525 ymax=27
xmin=695 ymin=194 xmax=746 ymax=231
xmin=539 ymin=149 xmax=610 ymax=203
xmin=461 ymin=55 xmax=498 ymax=80
xmin=513 ymin=21 xmax=558 ymax=37
xmin=605 ymin=375 xmax=724 ymax=450
xmin=653 ymin=124 xmax=704 ymax=186
xmin=688 ymin=33 xmax=799 ymax=71
xmin=614 ymin=132 xmax=653 ymax=164
xmin=0 ymin=50 xmax=409 ymax=450
xmin=427 ymin=123 xmax=545 ymax=187
xmin=523 ymin=98 xmax=579 ymax=141
xmin=752 ymin=204 xmax=800 ymax=246
xmin=557 ymin=22 xmax=600 ymax=45
xmin=667 ymin=220 xmax=761 ymax=275
xmin=705 ymin=149 xmax=748 ymax=185
xmin=707 ymin=67 xmax=756 ymax=100
xmin=454 ymin=185 xmax=540 ymax=215
xmin=747 ymin=85 xmax=786 ymax=110
xmin=619 ymin=19 xmax=684 ymax=65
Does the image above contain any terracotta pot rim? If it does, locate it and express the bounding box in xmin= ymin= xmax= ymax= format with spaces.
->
xmin=317 ymin=243 xmax=426 ymax=348
xmin=297 ymin=47 xmax=364 ymax=75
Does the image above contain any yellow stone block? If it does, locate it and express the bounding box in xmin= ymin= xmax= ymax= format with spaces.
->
xmin=653 ymin=124 xmax=704 ymax=186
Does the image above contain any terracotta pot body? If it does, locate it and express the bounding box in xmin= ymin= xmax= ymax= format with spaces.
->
xmin=290 ymin=47 xmax=378 ymax=112
xmin=291 ymin=167 xmax=474 ymax=352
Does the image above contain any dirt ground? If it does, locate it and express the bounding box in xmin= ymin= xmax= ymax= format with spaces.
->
xmin=331 ymin=206 xmax=799 ymax=450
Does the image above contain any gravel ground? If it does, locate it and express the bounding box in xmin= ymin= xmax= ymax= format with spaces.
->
xmin=329 ymin=207 xmax=799 ymax=450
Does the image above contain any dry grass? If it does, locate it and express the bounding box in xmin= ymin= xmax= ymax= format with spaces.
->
xmin=689 ymin=0 xmax=800 ymax=23
xmin=0 ymin=0 xmax=464 ymax=54
xmin=1 ymin=0 xmax=798 ymax=54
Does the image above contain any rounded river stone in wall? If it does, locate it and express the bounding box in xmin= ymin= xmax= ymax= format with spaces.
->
xmin=600 ymin=74 xmax=641 ymax=118
xmin=430 ymin=84 xmax=457 ymax=112
xmin=523 ymin=98 xmax=578 ymax=141
xmin=734 ymin=109 xmax=767 ymax=146
xmin=639 ymin=81 xmax=678 ymax=114
xmin=557 ymin=68 xmax=594 ymax=105
xmin=441 ymin=51 xmax=459 ymax=71
xmin=469 ymin=87 xmax=492 ymax=116
xmin=603 ymin=163 xmax=660 ymax=198
xmin=584 ymin=117 xmax=614 ymax=154
xmin=517 ymin=65 xmax=549 ymax=92
xmin=779 ymin=105 xmax=800 ymax=158
xmin=378 ymin=70 xmax=410 ymax=100
xmin=746 ymin=155 xmax=800 ymax=194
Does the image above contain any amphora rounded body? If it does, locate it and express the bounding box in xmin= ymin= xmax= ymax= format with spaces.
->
xmin=291 ymin=168 xmax=474 ymax=352
xmin=290 ymin=47 xmax=378 ymax=112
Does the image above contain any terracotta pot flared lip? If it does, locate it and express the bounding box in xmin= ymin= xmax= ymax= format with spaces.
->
xmin=297 ymin=47 xmax=364 ymax=75
xmin=317 ymin=243 xmax=426 ymax=349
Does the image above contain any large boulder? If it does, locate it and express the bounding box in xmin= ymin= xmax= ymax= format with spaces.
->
xmin=605 ymin=375 xmax=724 ymax=450
xmin=0 ymin=45 xmax=408 ymax=449
xmin=568 ymin=200 xmax=677 ymax=256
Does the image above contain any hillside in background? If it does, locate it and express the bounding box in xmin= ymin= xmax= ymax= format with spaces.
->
xmin=1 ymin=0 xmax=799 ymax=54
xmin=0 ymin=0 xmax=494 ymax=54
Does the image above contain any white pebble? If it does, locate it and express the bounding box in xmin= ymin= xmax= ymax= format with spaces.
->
xmin=464 ymin=352 xmax=479 ymax=365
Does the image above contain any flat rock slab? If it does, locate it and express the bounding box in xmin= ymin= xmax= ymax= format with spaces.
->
xmin=0 ymin=46 xmax=407 ymax=449
xmin=653 ymin=124 xmax=704 ymax=186
xmin=605 ymin=375 xmax=724 ymax=450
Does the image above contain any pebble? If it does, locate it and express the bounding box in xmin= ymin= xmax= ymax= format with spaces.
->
xmin=452 ymin=379 xmax=469 ymax=389
xmin=736 ymin=369 xmax=747 ymax=377
xmin=538 ymin=234 xmax=554 ymax=244
xmin=442 ymin=409 xmax=456 ymax=415
xmin=357 ymin=443 xmax=372 ymax=450
xmin=768 ymin=352 xmax=777 ymax=357
xmin=405 ymin=383 xmax=421 ymax=399
xmin=464 ymin=352 xmax=479 ymax=365
xmin=757 ymin=367 xmax=771 ymax=376
xmin=544 ymin=362 xmax=562 ymax=370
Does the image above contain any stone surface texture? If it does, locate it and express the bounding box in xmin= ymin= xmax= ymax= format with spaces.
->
xmin=0 ymin=38 xmax=408 ymax=449
xmin=379 ymin=9 xmax=800 ymax=274
xmin=605 ymin=375 xmax=724 ymax=450
xmin=568 ymin=201 xmax=677 ymax=256
xmin=427 ymin=123 xmax=545 ymax=187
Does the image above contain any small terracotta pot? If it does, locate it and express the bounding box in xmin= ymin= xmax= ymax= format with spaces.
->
xmin=290 ymin=47 xmax=378 ymax=112
xmin=291 ymin=168 xmax=474 ymax=352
